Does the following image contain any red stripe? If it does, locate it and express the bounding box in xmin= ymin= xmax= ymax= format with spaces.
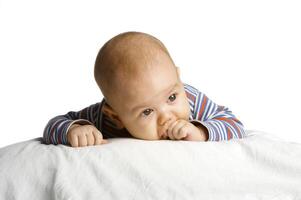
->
xmin=185 ymin=90 xmax=196 ymax=102
xmin=198 ymin=95 xmax=207 ymax=120
xmin=214 ymin=117 xmax=242 ymax=138
xmin=226 ymin=127 xmax=232 ymax=140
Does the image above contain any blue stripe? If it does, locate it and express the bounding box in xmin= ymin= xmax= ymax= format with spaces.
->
xmin=194 ymin=93 xmax=202 ymax=120
xmin=202 ymin=98 xmax=211 ymax=121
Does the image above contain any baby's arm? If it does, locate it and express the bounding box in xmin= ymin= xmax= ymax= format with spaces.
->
xmin=185 ymin=85 xmax=246 ymax=141
xmin=43 ymin=101 xmax=104 ymax=146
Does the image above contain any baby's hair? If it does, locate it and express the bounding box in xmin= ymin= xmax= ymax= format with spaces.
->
xmin=94 ymin=31 xmax=174 ymax=106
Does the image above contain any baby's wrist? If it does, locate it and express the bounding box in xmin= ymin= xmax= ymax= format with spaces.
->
xmin=69 ymin=124 xmax=81 ymax=130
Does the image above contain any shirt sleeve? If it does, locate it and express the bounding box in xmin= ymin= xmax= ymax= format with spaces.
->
xmin=189 ymin=89 xmax=246 ymax=141
xmin=42 ymin=101 xmax=104 ymax=145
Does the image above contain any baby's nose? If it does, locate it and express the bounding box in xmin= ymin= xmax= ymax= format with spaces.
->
xmin=158 ymin=110 xmax=175 ymax=126
xmin=158 ymin=117 xmax=167 ymax=126
xmin=159 ymin=118 xmax=173 ymax=127
xmin=158 ymin=119 xmax=173 ymax=139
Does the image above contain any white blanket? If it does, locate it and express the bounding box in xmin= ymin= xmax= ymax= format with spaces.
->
xmin=1 ymin=130 xmax=301 ymax=199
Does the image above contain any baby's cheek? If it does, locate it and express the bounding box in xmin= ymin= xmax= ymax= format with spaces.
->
xmin=141 ymin=123 xmax=159 ymax=140
xmin=129 ymin=122 xmax=159 ymax=140
xmin=178 ymin=99 xmax=191 ymax=120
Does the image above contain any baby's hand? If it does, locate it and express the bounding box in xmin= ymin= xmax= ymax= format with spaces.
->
xmin=67 ymin=124 xmax=108 ymax=147
xmin=166 ymin=119 xmax=208 ymax=141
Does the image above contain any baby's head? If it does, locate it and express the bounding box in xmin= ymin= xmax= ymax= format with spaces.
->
xmin=94 ymin=31 xmax=190 ymax=140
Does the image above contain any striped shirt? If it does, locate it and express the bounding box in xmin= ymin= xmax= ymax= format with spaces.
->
xmin=43 ymin=83 xmax=246 ymax=145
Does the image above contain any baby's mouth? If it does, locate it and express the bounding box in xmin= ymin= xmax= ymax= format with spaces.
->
xmin=159 ymin=130 xmax=169 ymax=139
xmin=158 ymin=119 xmax=175 ymax=139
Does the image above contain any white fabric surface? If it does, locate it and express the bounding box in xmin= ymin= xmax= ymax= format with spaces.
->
xmin=0 ymin=130 xmax=301 ymax=199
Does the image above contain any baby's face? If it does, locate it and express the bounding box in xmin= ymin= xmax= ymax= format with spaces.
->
xmin=112 ymin=57 xmax=191 ymax=140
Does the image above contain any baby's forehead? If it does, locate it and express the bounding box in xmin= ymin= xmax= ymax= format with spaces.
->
xmin=114 ymin=66 xmax=179 ymax=110
xmin=117 ymin=55 xmax=176 ymax=90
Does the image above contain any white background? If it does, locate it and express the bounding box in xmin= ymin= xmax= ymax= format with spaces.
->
xmin=0 ymin=0 xmax=300 ymax=148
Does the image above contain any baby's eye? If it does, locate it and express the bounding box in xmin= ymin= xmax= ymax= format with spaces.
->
xmin=168 ymin=93 xmax=177 ymax=102
xmin=142 ymin=109 xmax=153 ymax=116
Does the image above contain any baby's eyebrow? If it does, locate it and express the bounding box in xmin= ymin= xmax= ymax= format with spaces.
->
xmin=131 ymin=83 xmax=178 ymax=113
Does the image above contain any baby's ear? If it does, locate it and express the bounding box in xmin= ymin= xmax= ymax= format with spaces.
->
xmin=102 ymin=103 xmax=124 ymax=129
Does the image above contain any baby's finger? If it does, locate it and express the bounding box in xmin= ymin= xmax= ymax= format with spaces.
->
xmin=167 ymin=131 xmax=175 ymax=140
xmin=101 ymin=139 xmax=108 ymax=144
xmin=78 ymin=134 xmax=88 ymax=147
xmin=86 ymin=132 xmax=95 ymax=146
xmin=92 ymin=130 xmax=103 ymax=145
xmin=69 ymin=134 xmax=79 ymax=147
xmin=177 ymin=124 xmax=189 ymax=139
xmin=170 ymin=121 xmax=185 ymax=140
xmin=167 ymin=121 xmax=178 ymax=140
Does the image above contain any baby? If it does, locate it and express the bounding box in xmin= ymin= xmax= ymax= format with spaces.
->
xmin=43 ymin=31 xmax=246 ymax=147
